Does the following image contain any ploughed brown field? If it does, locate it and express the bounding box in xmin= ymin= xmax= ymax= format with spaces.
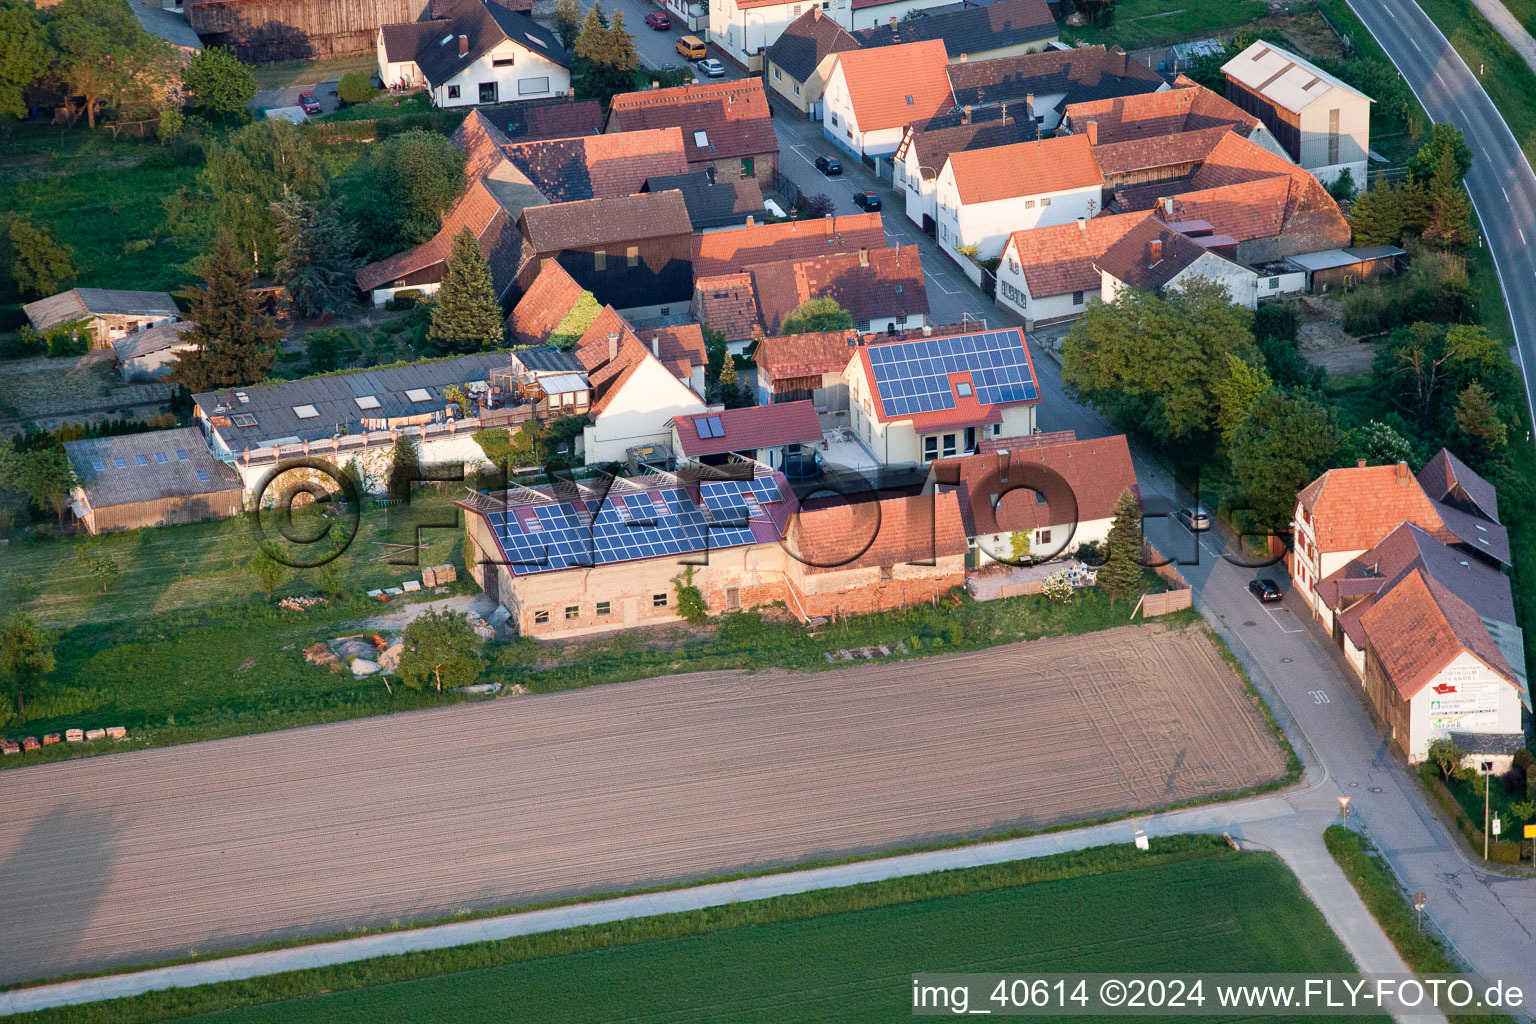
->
xmin=0 ymin=623 xmax=1286 ymax=985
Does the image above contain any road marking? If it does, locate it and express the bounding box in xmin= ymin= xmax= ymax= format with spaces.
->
xmin=1522 ymin=228 xmax=1528 ymax=246
xmin=1262 ymin=602 xmax=1304 ymax=634
xmin=924 ymin=270 xmax=961 ymax=295
xmin=1411 ymin=37 xmax=1422 ymax=52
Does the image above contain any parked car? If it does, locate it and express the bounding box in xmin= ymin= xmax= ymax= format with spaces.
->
xmin=1248 ymin=578 xmax=1283 ymax=603
xmin=298 ymin=91 xmax=322 ymax=115
xmin=852 ymin=191 xmax=881 ymax=211
xmin=1176 ymin=506 xmax=1210 ymax=532
xmin=676 ymin=35 xmax=707 ymax=59
xmin=695 ymin=57 xmax=726 ymax=77
xmin=645 ymin=11 xmax=671 ymax=29
xmin=815 ymin=155 xmax=842 ymax=176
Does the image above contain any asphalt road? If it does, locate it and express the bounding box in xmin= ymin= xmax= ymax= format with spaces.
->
xmin=0 ymin=627 xmax=1281 ymax=985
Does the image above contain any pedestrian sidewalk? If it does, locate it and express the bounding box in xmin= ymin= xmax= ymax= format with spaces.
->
xmin=0 ymin=795 xmax=1436 ymax=1021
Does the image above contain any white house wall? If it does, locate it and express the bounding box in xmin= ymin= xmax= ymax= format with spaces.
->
xmin=971 ymin=514 xmax=1112 ymax=565
xmin=934 ymin=163 xmax=1100 ymax=263
xmin=1406 ymin=650 xmax=1524 ymax=762
xmin=429 ymin=39 xmax=569 ymax=108
xmin=583 ymin=357 xmax=707 ymax=464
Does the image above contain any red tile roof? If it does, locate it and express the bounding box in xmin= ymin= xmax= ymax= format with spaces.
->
xmin=1064 ymin=80 xmax=1260 ymax=145
xmin=746 ymin=244 xmax=928 ymax=335
xmin=672 ymin=400 xmax=823 ymax=456
xmin=505 ymin=260 xmax=585 ymax=343
xmin=646 ymin=323 xmax=708 ymax=378
xmin=755 ymin=330 xmax=858 ymax=381
xmin=502 ymin=127 xmax=688 ymax=203
xmin=692 ymin=273 xmax=764 ymax=342
xmin=1093 ymin=216 xmax=1226 ymax=292
xmin=454 ymin=109 xmax=514 ymax=181
xmin=946 ymin=133 xmax=1100 ymax=204
xmin=1004 ymin=211 xmax=1149 ymax=298
xmin=1358 ymin=569 xmax=1518 ymax=701
xmin=833 ymin=40 xmax=954 ymax=132
xmin=930 ymin=434 xmax=1137 ymax=538
xmin=793 ymin=489 xmax=969 ymax=574
xmin=571 ymin=306 xmax=671 ymax=417
xmin=607 ymin=79 xmax=778 ymax=166
xmin=356 ymin=178 xmax=510 ymax=292
xmin=691 ymin=213 xmax=887 ymax=278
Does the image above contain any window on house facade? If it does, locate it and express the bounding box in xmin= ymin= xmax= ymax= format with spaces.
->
xmin=596 ymin=601 xmax=611 ymax=616
xmin=742 ymin=156 xmax=754 ymax=177
xmin=653 ymin=593 xmax=668 ymax=607
xmin=725 ymin=587 xmax=741 ymax=611
xmin=479 ymin=81 xmax=497 ymax=103
xmin=534 ymin=610 xmax=549 ymax=624
xmin=879 ymin=565 xmax=894 ymax=580
xmin=793 ymin=83 xmax=800 ymax=96
xmin=924 ymin=436 xmax=939 ymax=461
xmin=942 ymin=433 xmax=956 ymax=457
xmin=1072 ymin=290 xmax=1084 ymax=305
xmin=1328 ymin=108 xmax=1341 ymax=164
xmin=1040 ymin=197 xmax=1051 ymax=206
xmin=518 ymin=77 xmax=549 ymax=95
xmin=626 ymin=246 xmax=639 ymax=267
xmin=594 ymin=251 xmax=606 ymax=271
xmin=492 ymin=56 xmax=515 ymax=67
xmin=991 ymin=423 xmax=1002 ymax=436
xmin=1008 ymin=259 xmax=1020 ymax=273
xmin=1024 ymin=199 xmax=1036 ymax=209
xmin=830 ymin=113 xmax=839 ymax=126
xmin=1268 ymin=276 xmax=1280 ymax=288
xmin=448 ymin=84 xmax=461 ymax=99
xmin=774 ymin=67 xmax=782 ymax=80
xmin=565 ymin=605 xmax=579 ymax=620
xmin=1037 ymin=529 xmax=1052 ymax=545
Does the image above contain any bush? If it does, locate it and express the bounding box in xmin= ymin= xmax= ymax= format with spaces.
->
xmin=386 ymin=289 xmax=425 ymax=311
xmin=46 ymin=329 xmax=88 ymax=358
xmin=338 ymin=72 xmax=379 ymax=105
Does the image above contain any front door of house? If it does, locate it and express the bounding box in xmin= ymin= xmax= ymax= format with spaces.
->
xmin=479 ymin=81 xmax=498 ymax=104
xmin=965 ymin=426 xmax=976 ymax=453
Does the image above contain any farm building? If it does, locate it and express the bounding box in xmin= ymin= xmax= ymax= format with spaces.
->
xmin=188 ymin=0 xmax=432 ymax=60
xmin=22 ymin=289 xmax=182 ymax=350
xmin=64 ymin=428 xmax=244 ymax=534
xmin=111 ymin=321 xmax=198 ymax=380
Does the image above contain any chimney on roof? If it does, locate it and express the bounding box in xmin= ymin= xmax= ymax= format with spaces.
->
xmin=960 ymin=52 xmax=968 ymax=62
xmin=812 ymin=5 xmax=820 ymax=16
xmin=1396 ymin=461 xmax=1411 ymax=483
xmin=745 ymin=215 xmax=755 ymax=227
xmin=651 ymin=335 xmax=660 ymax=357
xmin=962 ymin=104 xmax=972 ymax=124
xmin=846 ymin=329 xmax=858 ymax=348
xmin=607 ymin=331 xmax=620 ymax=362
xmin=922 ymin=324 xmax=932 ymax=336
xmin=1148 ymin=238 xmax=1162 ymax=265
xmin=1357 ymin=458 xmax=1367 ymax=468
xmin=1084 ymin=119 xmax=1098 ymax=146
xmin=889 ymin=15 xmax=897 ymax=27
xmin=1077 ymin=216 xmax=1086 ymax=231
xmin=458 ymin=34 xmax=468 ymax=57
xmin=1025 ymin=92 xmax=1034 ymax=113
xmin=858 ymin=247 xmax=869 ymax=267
xmin=998 ymin=450 xmax=1009 ymax=483
xmin=1162 ymin=196 xmax=1174 ymax=216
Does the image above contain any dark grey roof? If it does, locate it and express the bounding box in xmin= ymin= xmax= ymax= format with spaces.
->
xmin=520 ymin=191 xmax=693 ymax=252
xmin=394 ymin=0 xmax=571 ymax=89
xmin=1445 ymin=730 xmax=1527 ymax=756
xmin=898 ymin=110 xmax=1036 ymax=180
xmin=854 ymin=0 xmax=1056 ymax=58
xmin=765 ymin=8 xmax=860 ymax=84
xmin=129 ymin=2 xmax=202 ymax=49
xmin=500 ymin=98 xmax=604 ymax=140
xmin=23 ymin=288 xmax=180 ymax=332
xmin=948 ymin=44 xmax=1164 ymax=111
xmin=1418 ymin=448 xmax=1500 ymax=525
xmin=112 ymin=321 xmax=195 ymax=363
xmin=65 ymin=427 xmax=241 ymax=509
xmin=193 ymin=353 xmax=511 ymax=446
xmin=515 ymin=345 xmax=585 ymax=372
xmin=644 ymin=172 xmax=766 ymax=230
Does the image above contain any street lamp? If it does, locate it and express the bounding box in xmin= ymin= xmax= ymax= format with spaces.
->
xmin=1481 ymin=759 xmax=1495 ymax=861
xmin=1412 ymin=891 xmax=1427 ymax=930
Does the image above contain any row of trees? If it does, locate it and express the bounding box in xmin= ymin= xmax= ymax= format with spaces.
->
xmin=1349 ymin=125 xmax=1475 ymax=249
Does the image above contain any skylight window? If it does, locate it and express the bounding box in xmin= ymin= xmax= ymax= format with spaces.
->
xmin=355 ymin=396 xmax=381 ymax=410
xmin=406 ymin=388 xmax=432 ymax=403
xmin=293 ymin=405 xmax=320 ymax=419
xmin=905 ymin=95 xmax=914 ymax=105
xmin=113 ymin=457 xmax=128 ymax=469
xmin=135 ymin=455 xmax=149 ymax=466
xmin=196 ymin=469 xmax=211 ymax=483
xmin=233 ymin=413 xmax=258 ymax=428
xmin=176 ymin=449 xmax=189 ymax=461
xmin=693 ymin=130 xmax=709 ymax=147
xmin=524 ymin=32 xmax=547 ymax=47
xmin=441 ymin=33 xmax=454 ymax=44
xmin=91 ymin=458 xmax=106 ymax=471
xmin=956 ymin=382 xmax=973 ymax=398
xmin=235 ymin=392 xmax=249 ymax=403
xmin=155 ymin=452 xmax=169 ymax=463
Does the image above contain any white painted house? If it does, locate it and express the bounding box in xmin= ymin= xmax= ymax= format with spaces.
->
xmin=1095 ymin=218 xmax=1257 ymax=309
xmin=377 ymin=0 xmax=571 ymax=108
xmin=709 ymin=0 xmax=953 ymax=70
xmin=994 ymin=211 xmax=1147 ymax=329
xmin=821 ymin=40 xmax=954 ymax=167
xmin=574 ymin=316 xmax=709 ymax=465
xmin=933 ymin=133 xmax=1101 ymax=273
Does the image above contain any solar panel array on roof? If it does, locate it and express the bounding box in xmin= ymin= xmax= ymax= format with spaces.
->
xmin=696 ymin=415 xmax=725 ymax=439
xmin=487 ymin=478 xmax=783 ymax=575
xmin=866 ymin=329 xmax=1037 ymax=417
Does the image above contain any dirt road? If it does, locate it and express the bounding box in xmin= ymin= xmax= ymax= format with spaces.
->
xmin=0 ymin=624 xmax=1286 ymax=984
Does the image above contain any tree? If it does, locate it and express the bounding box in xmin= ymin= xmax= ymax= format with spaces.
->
xmin=366 ymin=130 xmax=467 ymax=247
xmin=573 ymin=2 xmax=640 ymax=106
xmin=1422 ymin=144 xmax=1475 ymax=248
xmin=0 ymin=612 xmax=54 ymax=716
xmin=1351 ymin=419 xmax=1415 ymax=466
xmin=1452 ymin=381 xmax=1507 ymax=462
xmin=1228 ymin=388 xmax=1344 ymax=529
xmin=181 ymin=46 xmax=255 ymax=119
xmin=304 ymin=328 xmax=356 ymax=372
xmin=0 ymin=441 xmax=76 ymax=524
xmin=1097 ymin=488 xmax=1144 ymax=606
xmin=3 ymin=215 xmax=78 ymax=299
xmin=398 ymin=610 xmax=485 ymax=691
xmin=388 ymin=430 xmax=420 ymax=500
xmin=428 ymin=228 xmax=505 ymax=352
xmin=198 ymin=118 xmax=326 ymax=270
xmin=337 ymin=71 xmax=376 ymax=104
xmin=672 ymin=565 xmax=708 ymax=623
xmin=171 ymin=231 xmax=281 ymax=393
xmin=552 ymin=0 xmax=582 ymax=49
xmin=1373 ymin=321 xmax=1495 ymax=432
xmin=51 ymin=0 xmax=173 ymax=128
xmin=77 ymin=551 xmax=119 ymax=592
xmin=273 ymin=190 xmax=362 ymax=319
xmin=1406 ymin=123 xmax=1472 ymax=185
xmin=804 ymin=193 xmax=835 ymax=218
xmin=0 ymin=0 xmax=52 ymax=120
xmin=1427 ymin=736 xmax=1467 ymax=781
xmin=1326 ymin=166 xmax=1356 ymax=201
xmin=248 ymin=547 xmax=288 ymax=600
xmin=779 ymin=297 xmax=853 ymax=335
xmin=1210 ymin=353 xmax=1272 ymax=447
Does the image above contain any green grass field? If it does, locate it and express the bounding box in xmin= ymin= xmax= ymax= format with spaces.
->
xmin=1413 ymin=0 xmax=1536 ymax=164
xmin=1066 ymin=0 xmax=1267 ymax=50
xmin=14 ymin=839 xmax=1373 ymax=1024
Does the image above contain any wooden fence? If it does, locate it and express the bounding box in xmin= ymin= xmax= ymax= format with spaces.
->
xmin=1136 ymin=540 xmax=1193 ymax=618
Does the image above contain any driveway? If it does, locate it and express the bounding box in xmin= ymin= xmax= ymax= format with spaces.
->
xmin=251 ymin=79 xmax=342 ymax=116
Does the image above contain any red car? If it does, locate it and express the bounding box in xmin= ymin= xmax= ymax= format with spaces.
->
xmin=645 ymin=11 xmax=671 ymax=29
xmin=298 ymin=90 xmax=322 ymax=115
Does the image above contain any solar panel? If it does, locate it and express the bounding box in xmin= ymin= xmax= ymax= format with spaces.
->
xmin=867 ymin=330 xmax=1037 ymax=417
xmin=696 ymin=416 xmax=725 ymax=439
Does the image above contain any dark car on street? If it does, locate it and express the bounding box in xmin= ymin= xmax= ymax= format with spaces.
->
xmin=853 ymin=191 xmax=881 ymax=211
xmin=815 ymin=155 xmax=842 ymax=176
xmin=645 ymin=11 xmax=670 ymax=29
xmin=298 ymin=91 xmax=322 ymax=115
xmin=1248 ymin=578 xmax=1283 ymax=603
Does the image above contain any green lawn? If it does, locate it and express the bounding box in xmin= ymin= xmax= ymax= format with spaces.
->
xmin=13 ymin=838 xmax=1373 ymax=1024
xmin=1065 ymin=0 xmax=1267 ymax=50
xmin=319 ymin=93 xmax=434 ymax=123
xmin=249 ymin=54 xmax=381 ymax=93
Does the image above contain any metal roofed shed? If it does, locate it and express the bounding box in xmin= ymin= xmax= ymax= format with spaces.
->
xmin=1285 ymin=245 xmax=1405 ymax=293
xmin=64 ymin=427 xmax=244 ymax=535
xmin=512 ymin=346 xmax=587 ymax=374
xmin=1221 ymin=40 xmax=1371 ymax=113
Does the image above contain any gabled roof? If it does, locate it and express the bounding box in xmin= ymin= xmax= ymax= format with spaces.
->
xmin=65 ymin=427 xmax=240 ymax=510
xmin=640 ymin=323 xmax=709 ymax=378
xmin=500 ymin=98 xmax=603 ymax=141
xmin=765 ymin=7 xmax=860 ymax=84
xmin=111 ymin=320 xmax=196 ymax=363
xmin=746 ymin=244 xmax=929 ymax=335
xmin=945 ymin=133 xmax=1099 ymax=204
xmin=645 ymin=172 xmax=766 ymax=230
xmin=607 ymin=79 xmax=778 ymax=165
xmin=832 ymin=40 xmax=955 ymax=132
xmin=506 ymin=260 xmax=585 ymax=344
xmin=519 ymin=190 xmax=693 ymax=252
xmin=948 ymin=44 xmax=1164 ymax=111
xmin=571 ymin=307 xmax=704 ymax=414
xmin=355 ymin=178 xmax=521 ymax=295
xmin=1358 ymin=569 xmax=1516 ymax=702
xmin=129 ymin=1 xmax=202 ymax=50
xmin=383 ymin=0 xmax=571 ymax=89
xmin=693 ymin=273 xmax=764 ymax=342
xmin=855 ymin=326 xmax=1039 ymax=430
xmin=672 ymin=400 xmax=823 ymax=456
xmin=1064 ymin=79 xmax=1260 ymax=145
xmin=691 ymin=213 xmax=886 ymax=278
xmin=853 ymin=0 xmax=1057 ymax=57
xmin=1094 ymin=216 xmax=1232 ymax=292
xmin=1222 ymin=39 xmax=1371 ymax=114
xmin=793 ymin=489 xmax=968 ymax=574
xmin=454 ymin=109 xmax=514 ymax=180
xmin=754 ymin=330 xmax=858 ymax=381
xmin=896 ymin=109 xmax=1037 ymax=181
xmin=24 ymin=288 xmax=179 ymax=332
xmin=1004 ymin=211 xmax=1150 ymax=299
xmin=1417 ymin=448 xmax=1500 ymax=524
xmin=1318 ymin=522 xmax=1516 ymax=628
xmin=929 ymin=434 xmax=1137 ymax=538
xmin=1089 ymin=124 xmax=1234 ymax=178
xmin=502 ymin=127 xmax=688 ymax=204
